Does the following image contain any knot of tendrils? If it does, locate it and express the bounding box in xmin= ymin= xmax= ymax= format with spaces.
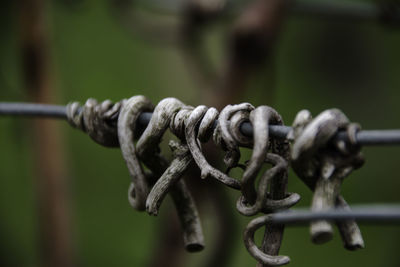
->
xmin=215 ymin=103 xmax=254 ymax=168
xmin=289 ymin=109 xmax=365 ymax=249
xmin=238 ymin=106 xmax=299 ymax=267
xmin=237 ymin=106 xmax=300 ymax=217
xmin=68 ymin=96 xmax=367 ymax=265
xmin=119 ymin=96 xmax=205 ymax=252
xmin=184 ymin=103 xmax=259 ymax=190
xmin=117 ymin=95 xmax=154 ymax=211
xmin=66 ymin=98 xmax=123 ymax=147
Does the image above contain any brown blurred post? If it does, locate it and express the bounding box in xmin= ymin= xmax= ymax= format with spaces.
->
xmin=209 ymin=0 xmax=288 ymax=109
xmin=18 ymin=0 xmax=74 ymax=267
xmin=180 ymin=0 xmax=223 ymax=92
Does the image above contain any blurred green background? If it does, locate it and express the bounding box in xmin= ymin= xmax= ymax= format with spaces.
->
xmin=0 ymin=0 xmax=400 ymax=266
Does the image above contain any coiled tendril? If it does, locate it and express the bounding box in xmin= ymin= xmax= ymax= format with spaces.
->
xmin=67 ymin=97 xmax=365 ymax=265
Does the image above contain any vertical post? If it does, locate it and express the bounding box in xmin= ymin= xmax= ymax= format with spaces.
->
xmin=18 ymin=0 xmax=74 ymax=266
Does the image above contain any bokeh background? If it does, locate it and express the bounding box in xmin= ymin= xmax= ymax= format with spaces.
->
xmin=0 ymin=0 xmax=400 ymax=266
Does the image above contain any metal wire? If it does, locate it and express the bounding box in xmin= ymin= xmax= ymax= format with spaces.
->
xmin=1 ymin=102 xmax=400 ymax=146
xmin=133 ymin=0 xmax=400 ymax=24
xmin=0 ymin=102 xmax=67 ymax=118
xmin=291 ymin=0 xmax=380 ymax=21
xmin=271 ymin=205 xmax=400 ymax=225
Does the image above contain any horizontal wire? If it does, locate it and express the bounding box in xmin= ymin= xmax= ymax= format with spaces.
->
xmin=137 ymin=0 xmax=400 ymax=24
xmin=0 ymin=103 xmax=67 ymax=118
xmin=290 ymin=0 xmax=381 ymax=22
xmin=1 ymin=102 xmax=400 ymax=146
xmin=271 ymin=205 xmax=400 ymax=225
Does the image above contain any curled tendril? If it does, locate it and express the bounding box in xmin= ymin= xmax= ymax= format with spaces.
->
xmin=146 ymin=141 xmax=192 ymax=216
xmin=185 ymin=105 xmax=241 ymax=189
xmin=136 ymin=97 xmax=186 ymax=161
xmin=244 ymin=215 xmax=290 ymax=266
xmin=170 ymin=106 xmax=194 ymax=140
xmin=236 ymin=153 xmax=300 ymax=216
xmin=198 ymin=107 xmax=219 ymax=142
xmin=245 ymin=106 xmax=292 ymax=267
xmin=66 ymin=98 xmax=122 ymax=147
xmin=241 ymin=106 xmax=284 ymax=203
xmin=216 ymin=103 xmax=254 ymax=168
xmin=291 ymin=109 xmax=354 ymax=172
xmin=134 ymin=97 xmax=204 ymax=252
xmin=117 ymin=96 xmax=154 ymax=211
xmin=229 ymin=108 xmax=253 ymax=148
xmin=66 ymin=95 xmax=369 ymax=262
xmin=290 ymin=109 xmax=364 ymax=248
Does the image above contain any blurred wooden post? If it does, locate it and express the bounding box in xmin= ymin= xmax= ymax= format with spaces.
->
xmin=18 ymin=0 xmax=74 ymax=266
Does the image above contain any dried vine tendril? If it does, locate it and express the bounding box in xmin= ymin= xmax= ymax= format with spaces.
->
xmin=133 ymin=97 xmax=205 ymax=252
xmin=66 ymin=98 xmax=121 ymax=147
xmin=289 ymin=109 xmax=364 ymax=249
xmin=185 ymin=105 xmax=241 ymax=189
xmin=66 ymin=97 xmax=366 ymax=265
xmin=237 ymin=106 xmax=300 ymax=217
xmin=118 ymin=96 xmax=154 ymax=211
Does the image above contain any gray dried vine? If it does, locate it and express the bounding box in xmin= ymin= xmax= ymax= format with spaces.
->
xmin=66 ymin=96 xmax=365 ymax=266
